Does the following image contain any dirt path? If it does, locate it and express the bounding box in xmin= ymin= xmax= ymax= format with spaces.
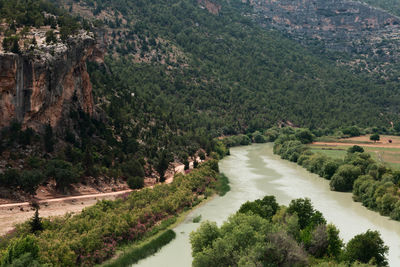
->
xmin=0 ymin=162 xmax=189 ymax=236
xmin=312 ymin=142 xmax=400 ymax=148
xmin=0 ymin=189 xmax=132 ymax=235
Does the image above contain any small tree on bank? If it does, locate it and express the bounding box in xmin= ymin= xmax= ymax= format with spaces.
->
xmin=370 ymin=134 xmax=380 ymax=143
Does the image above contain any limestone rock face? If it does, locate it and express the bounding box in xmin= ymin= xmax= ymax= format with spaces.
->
xmin=0 ymin=32 xmax=97 ymax=131
xmin=244 ymin=0 xmax=400 ymax=60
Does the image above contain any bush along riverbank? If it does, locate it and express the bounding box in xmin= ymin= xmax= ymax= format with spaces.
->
xmin=273 ymin=128 xmax=400 ymax=221
xmin=191 ymin=196 xmax=389 ymax=266
xmin=0 ymin=159 xmax=229 ymax=266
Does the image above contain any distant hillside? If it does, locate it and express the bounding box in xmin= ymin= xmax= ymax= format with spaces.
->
xmin=241 ymin=0 xmax=400 ymax=74
xmin=360 ymin=0 xmax=400 ymax=17
xmin=61 ymin=0 xmax=400 ymax=130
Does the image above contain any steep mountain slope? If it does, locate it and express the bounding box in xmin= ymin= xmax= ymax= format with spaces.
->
xmin=67 ymin=0 xmax=400 ymax=130
xmin=2 ymin=0 xmax=400 ymax=198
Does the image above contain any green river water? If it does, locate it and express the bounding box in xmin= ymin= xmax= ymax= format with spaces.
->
xmin=136 ymin=143 xmax=400 ymax=266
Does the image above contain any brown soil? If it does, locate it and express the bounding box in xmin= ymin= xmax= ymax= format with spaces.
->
xmin=0 ymin=162 xmax=190 ymax=236
xmin=0 ymin=189 xmax=132 ymax=236
xmin=314 ymin=135 xmax=400 ymax=148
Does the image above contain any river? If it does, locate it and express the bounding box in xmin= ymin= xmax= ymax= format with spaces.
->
xmin=136 ymin=143 xmax=400 ymax=266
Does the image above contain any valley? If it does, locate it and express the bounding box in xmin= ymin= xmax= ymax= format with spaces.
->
xmin=1 ymin=0 xmax=400 ymax=266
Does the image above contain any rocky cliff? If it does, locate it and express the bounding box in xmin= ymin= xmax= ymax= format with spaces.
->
xmin=0 ymin=32 xmax=97 ymax=131
xmin=243 ymin=0 xmax=400 ymax=65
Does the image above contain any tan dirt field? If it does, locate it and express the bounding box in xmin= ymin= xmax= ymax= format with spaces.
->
xmin=313 ymin=135 xmax=400 ymax=148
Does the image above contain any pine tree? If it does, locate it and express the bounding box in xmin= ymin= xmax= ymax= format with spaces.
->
xmin=30 ymin=208 xmax=43 ymax=233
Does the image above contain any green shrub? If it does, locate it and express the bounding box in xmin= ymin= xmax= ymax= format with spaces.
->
xmin=127 ymin=176 xmax=144 ymax=189
xmin=215 ymin=173 xmax=230 ymax=196
xmin=0 ymin=235 xmax=39 ymax=266
xmin=330 ymin=165 xmax=361 ymax=192
xmin=344 ymin=230 xmax=388 ymax=266
xmin=238 ymin=195 xmax=279 ymax=221
xmin=121 ymin=159 xmax=145 ymax=178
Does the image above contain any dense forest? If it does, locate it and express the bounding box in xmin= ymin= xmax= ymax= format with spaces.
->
xmin=2 ymin=0 xmax=400 ymax=193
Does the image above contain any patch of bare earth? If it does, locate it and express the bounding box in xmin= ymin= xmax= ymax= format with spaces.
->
xmin=0 ymin=159 xmax=206 ymax=236
xmin=313 ymin=135 xmax=400 ymax=148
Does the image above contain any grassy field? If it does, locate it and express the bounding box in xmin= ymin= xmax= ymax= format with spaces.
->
xmin=309 ymin=135 xmax=400 ymax=170
xmin=309 ymin=147 xmax=347 ymax=159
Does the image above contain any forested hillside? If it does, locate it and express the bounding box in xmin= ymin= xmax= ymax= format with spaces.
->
xmin=71 ymin=0 xmax=400 ymax=131
xmin=2 ymin=0 xmax=400 ymax=197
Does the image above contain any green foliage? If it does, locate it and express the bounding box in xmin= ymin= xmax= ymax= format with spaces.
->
xmin=191 ymin=212 xmax=274 ymax=267
xmin=221 ymin=135 xmax=252 ymax=147
xmin=192 ymin=215 xmax=202 ymax=223
xmin=2 ymin=35 xmax=20 ymax=53
xmin=29 ymin=209 xmax=43 ymax=233
xmin=45 ymin=30 xmax=57 ymax=44
xmin=348 ymin=145 xmax=365 ymax=154
xmin=274 ymin=130 xmax=400 ymax=220
xmin=370 ymin=134 xmax=380 ymax=142
xmin=121 ymin=159 xmax=144 ymax=178
xmin=190 ymin=196 xmax=387 ymax=266
xmin=190 ymin=221 xmax=220 ymax=256
xmin=1 ymin=163 xmax=220 ymax=266
xmin=326 ymin=224 xmax=344 ymax=259
xmin=155 ymin=149 xmax=172 ymax=182
xmin=330 ymin=164 xmax=362 ymax=192
xmin=252 ymin=131 xmax=268 ymax=143
xmin=345 ymin=230 xmax=388 ymax=266
xmin=238 ymin=195 xmax=279 ymax=221
xmin=0 ymin=235 xmax=39 ymax=266
xmin=18 ymin=170 xmax=45 ymax=194
xmin=45 ymin=160 xmax=80 ymax=191
xmin=103 ymin=230 xmax=176 ymax=267
xmin=342 ymin=126 xmax=361 ymax=137
xmin=127 ymin=176 xmax=144 ymax=190
xmin=287 ymin=198 xmax=326 ymax=230
xmin=295 ymin=129 xmax=315 ymax=144
xmin=214 ymin=173 xmax=230 ymax=196
xmin=322 ymin=160 xmax=340 ymax=180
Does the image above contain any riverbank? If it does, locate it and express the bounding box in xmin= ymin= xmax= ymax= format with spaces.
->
xmin=101 ymin=194 xmax=217 ymax=267
xmin=0 ymin=162 xmax=189 ymax=236
xmin=136 ymin=144 xmax=400 ymax=266
xmin=0 ymin=160 xmax=224 ymax=266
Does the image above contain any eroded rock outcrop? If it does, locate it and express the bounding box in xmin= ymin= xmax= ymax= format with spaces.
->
xmin=0 ymin=32 xmax=97 ymax=131
xmin=243 ymin=0 xmax=400 ymax=63
xmin=198 ymin=0 xmax=221 ymax=15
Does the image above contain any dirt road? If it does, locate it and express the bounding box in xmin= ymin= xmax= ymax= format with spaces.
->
xmin=0 ymin=163 xmax=187 ymax=236
xmin=0 ymin=189 xmax=132 ymax=235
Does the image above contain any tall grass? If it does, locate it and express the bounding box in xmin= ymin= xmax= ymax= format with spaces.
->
xmin=103 ymin=229 xmax=176 ymax=267
xmin=215 ymin=173 xmax=230 ymax=196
